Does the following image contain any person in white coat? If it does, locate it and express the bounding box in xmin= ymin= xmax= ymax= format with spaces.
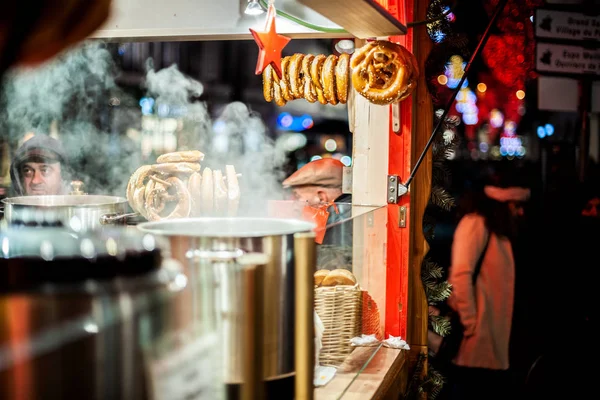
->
xmin=448 ymin=183 xmax=530 ymax=400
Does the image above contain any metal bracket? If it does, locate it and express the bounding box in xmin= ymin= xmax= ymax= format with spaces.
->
xmin=392 ymin=103 xmax=401 ymax=134
xmin=398 ymin=206 xmax=407 ymax=228
xmin=387 ymin=175 xmax=408 ymax=204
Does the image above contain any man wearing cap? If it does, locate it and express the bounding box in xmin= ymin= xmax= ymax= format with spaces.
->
xmin=282 ymin=158 xmax=352 ymax=250
xmin=9 ymin=135 xmax=70 ymax=196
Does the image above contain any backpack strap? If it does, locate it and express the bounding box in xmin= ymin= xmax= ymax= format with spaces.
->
xmin=471 ymin=231 xmax=490 ymax=285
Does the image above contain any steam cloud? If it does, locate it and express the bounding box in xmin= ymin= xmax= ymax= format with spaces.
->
xmin=0 ymin=41 xmax=286 ymax=214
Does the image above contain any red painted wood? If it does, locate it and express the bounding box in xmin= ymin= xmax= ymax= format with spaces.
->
xmin=384 ymin=0 xmax=413 ymax=339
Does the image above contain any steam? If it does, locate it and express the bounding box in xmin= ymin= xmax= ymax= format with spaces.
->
xmin=0 ymin=41 xmax=140 ymax=196
xmin=0 ymin=41 xmax=287 ymax=214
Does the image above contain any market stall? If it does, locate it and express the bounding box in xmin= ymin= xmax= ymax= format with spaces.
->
xmin=0 ymin=0 xmax=439 ymax=399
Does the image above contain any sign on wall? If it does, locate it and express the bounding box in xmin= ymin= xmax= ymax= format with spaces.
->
xmin=536 ymin=42 xmax=600 ymax=76
xmin=535 ymin=9 xmax=600 ymax=42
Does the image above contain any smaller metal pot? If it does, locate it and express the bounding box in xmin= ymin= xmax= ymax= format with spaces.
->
xmin=1 ymin=195 xmax=136 ymax=231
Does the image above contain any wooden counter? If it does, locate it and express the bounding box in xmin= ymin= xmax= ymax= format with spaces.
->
xmin=315 ymin=347 xmax=407 ymax=400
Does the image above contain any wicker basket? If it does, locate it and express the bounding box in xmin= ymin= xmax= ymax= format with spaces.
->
xmin=314 ymin=285 xmax=363 ymax=367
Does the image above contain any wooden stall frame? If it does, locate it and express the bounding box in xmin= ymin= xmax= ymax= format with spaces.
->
xmin=349 ymin=0 xmax=431 ymax=383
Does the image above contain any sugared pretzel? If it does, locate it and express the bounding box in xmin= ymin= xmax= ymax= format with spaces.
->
xmin=335 ymin=53 xmax=350 ymax=104
xmin=350 ymin=40 xmax=416 ymax=105
xmin=302 ymin=54 xmax=317 ymax=103
xmin=288 ymin=53 xmax=305 ymax=99
xmin=263 ymin=66 xmax=274 ymax=103
xmin=322 ymin=55 xmax=338 ymax=105
xmin=272 ymin=68 xmax=287 ymax=107
xmin=280 ymin=56 xmax=294 ymax=101
xmin=310 ymin=55 xmax=327 ymax=105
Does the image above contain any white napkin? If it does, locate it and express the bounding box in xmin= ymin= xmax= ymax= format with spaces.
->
xmin=314 ymin=365 xmax=337 ymax=387
xmin=314 ymin=311 xmax=336 ymax=387
xmin=382 ymin=334 xmax=410 ymax=350
xmin=350 ymin=334 xmax=381 ymax=347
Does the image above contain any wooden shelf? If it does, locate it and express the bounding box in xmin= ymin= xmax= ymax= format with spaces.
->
xmin=297 ymin=0 xmax=407 ymax=38
xmin=315 ymin=347 xmax=407 ymax=400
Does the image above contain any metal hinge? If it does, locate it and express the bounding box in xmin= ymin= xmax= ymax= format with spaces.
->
xmin=387 ymin=175 xmax=408 ymax=204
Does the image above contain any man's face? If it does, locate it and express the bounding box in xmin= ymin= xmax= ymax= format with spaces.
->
xmin=290 ymin=186 xmax=321 ymax=206
xmin=20 ymin=162 xmax=62 ymax=195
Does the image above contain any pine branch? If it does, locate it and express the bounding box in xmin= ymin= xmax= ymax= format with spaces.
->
xmin=429 ymin=314 xmax=451 ymax=337
xmin=422 ymin=258 xmax=444 ymax=280
xmin=423 ymin=214 xmax=436 ymax=241
xmin=404 ymin=352 xmax=427 ymax=400
xmin=432 ymin=160 xmax=451 ymax=187
xmin=425 ymin=281 xmax=453 ymax=304
xmin=432 ymin=131 xmax=459 ymax=161
xmin=430 ymin=186 xmax=455 ymax=211
xmin=417 ymin=364 xmax=446 ymax=400
xmin=427 ymin=369 xmax=446 ymax=400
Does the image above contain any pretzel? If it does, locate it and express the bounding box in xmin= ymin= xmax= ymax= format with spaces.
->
xmin=263 ymin=66 xmax=274 ymax=102
xmin=151 ymin=162 xmax=201 ymax=175
xmin=187 ymin=171 xmax=202 ymax=216
xmin=350 ymin=40 xmax=414 ymax=105
xmin=157 ymin=150 xmax=205 ymax=164
xmin=272 ymin=70 xmax=287 ymax=107
xmin=310 ymin=55 xmax=327 ymax=105
xmin=288 ymin=53 xmax=305 ymax=99
xmin=145 ymin=176 xmax=191 ymax=221
xmin=143 ymin=177 xmax=167 ymax=217
xmin=226 ymin=165 xmax=240 ymax=217
xmin=280 ymin=57 xmax=294 ymax=101
xmin=335 ymin=53 xmax=350 ymax=104
xmin=213 ymin=169 xmax=228 ymax=213
xmin=302 ymin=54 xmax=317 ymax=103
xmin=201 ymin=167 xmax=214 ymax=214
xmin=126 ymin=165 xmax=152 ymax=211
xmin=322 ymin=55 xmax=338 ymax=105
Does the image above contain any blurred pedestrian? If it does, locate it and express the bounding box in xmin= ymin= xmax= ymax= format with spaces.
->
xmin=447 ymin=180 xmax=530 ymax=400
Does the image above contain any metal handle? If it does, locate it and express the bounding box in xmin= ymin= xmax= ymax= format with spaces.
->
xmin=99 ymin=212 xmax=139 ymax=225
xmin=70 ymin=180 xmax=86 ymax=195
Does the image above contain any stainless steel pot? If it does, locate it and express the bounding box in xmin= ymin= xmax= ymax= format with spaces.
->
xmin=1 ymin=195 xmax=136 ymax=231
xmin=0 ymin=227 xmax=225 ymax=400
xmin=137 ymin=218 xmax=316 ymax=399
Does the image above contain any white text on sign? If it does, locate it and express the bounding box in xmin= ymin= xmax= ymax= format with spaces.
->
xmin=536 ymin=43 xmax=600 ymax=76
xmin=535 ymin=9 xmax=600 ymax=42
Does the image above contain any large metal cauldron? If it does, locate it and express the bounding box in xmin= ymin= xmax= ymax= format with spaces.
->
xmin=137 ymin=217 xmax=316 ymax=400
xmin=1 ymin=195 xmax=133 ymax=230
xmin=0 ymin=227 xmax=224 ymax=400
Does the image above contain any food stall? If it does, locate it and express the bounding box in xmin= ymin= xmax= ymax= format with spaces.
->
xmin=0 ymin=0 xmax=436 ymax=399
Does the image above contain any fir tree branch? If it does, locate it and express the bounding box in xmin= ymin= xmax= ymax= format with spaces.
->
xmin=425 ymin=281 xmax=453 ymax=304
xmin=423 ymin=214 xmax=436 ymax=241
xmin=430 ymin=186 xmax=456 ymax=211
xmin=429 ymin=314 xmax=451 ymax=337
xmin=422 ymin=258 xmax=444 ymax=279
xmin=432 ymin=160 xmax=451 ymax=187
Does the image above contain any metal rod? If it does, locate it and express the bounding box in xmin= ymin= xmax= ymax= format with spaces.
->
xmin=294 ymin=232 xmax=316 ymax=400
xmin=403 ymin=0 xmax=509 ymax=189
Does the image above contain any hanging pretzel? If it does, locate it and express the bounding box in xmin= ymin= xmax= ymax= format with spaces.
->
xmin=350 ymin=40 xmax=417 ymax=105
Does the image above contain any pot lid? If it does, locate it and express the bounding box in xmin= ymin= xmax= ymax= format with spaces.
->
xmin=1 ymin=195 xmax=127 ymax=207
xmin=138 ymin=217 xmax=315 ymax=238
xmin=0 ymin=227 xmax=162 ymax=291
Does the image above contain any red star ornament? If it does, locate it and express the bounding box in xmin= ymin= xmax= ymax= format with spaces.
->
xmin=249 ymin=3 xmax=291 ymax=79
